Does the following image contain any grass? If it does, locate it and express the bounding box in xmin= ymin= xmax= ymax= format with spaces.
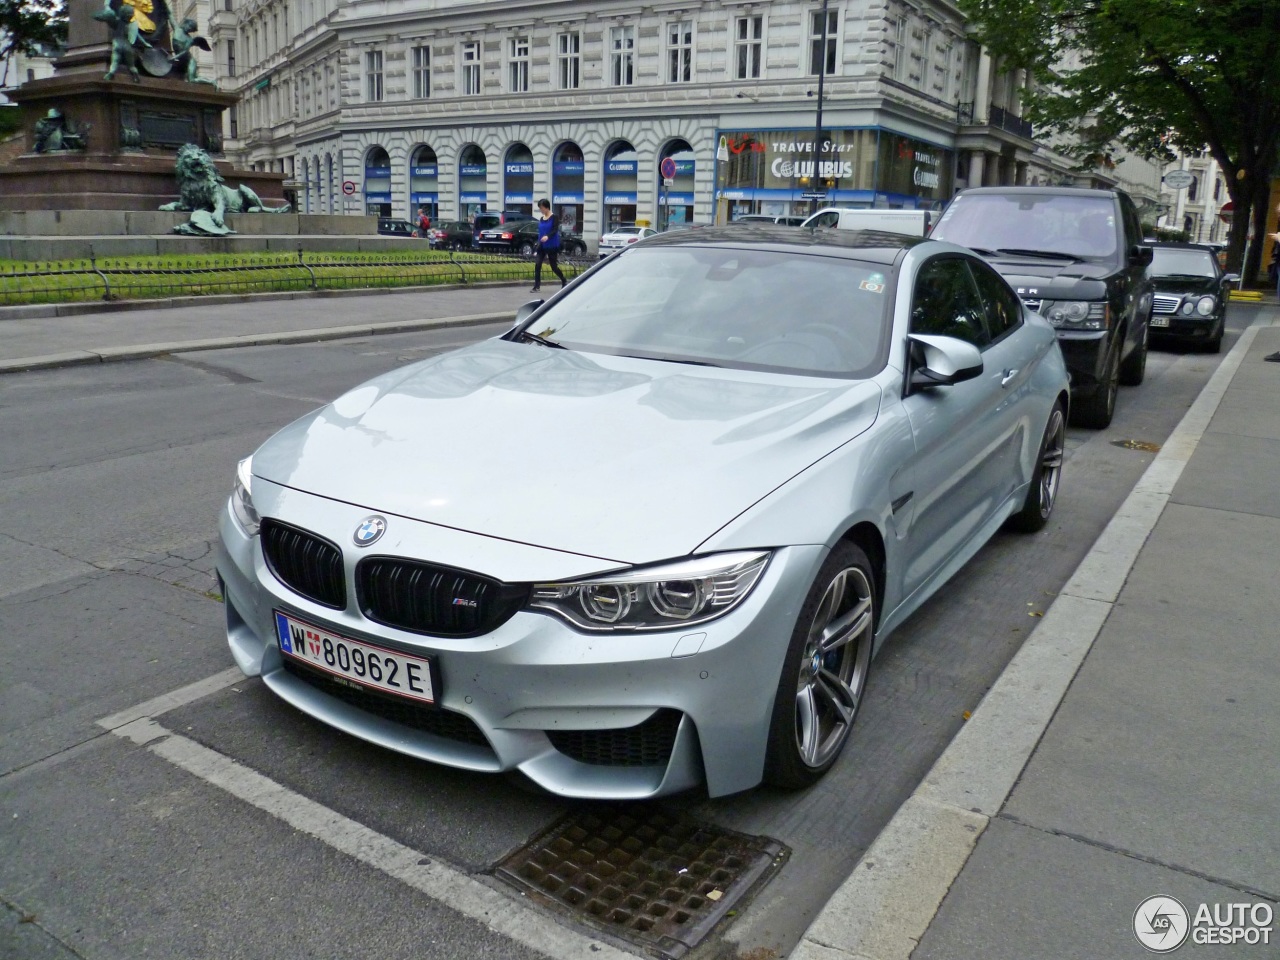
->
xmin=0 ymin=249 xmax=583 ymax=307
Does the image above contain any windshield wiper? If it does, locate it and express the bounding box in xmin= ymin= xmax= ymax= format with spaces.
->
xmin=1156 ymin=273 xmax=1212 ymax=280
xmin=993 ymin=248 xmax=1083 ymax=262
xmin=619 ymin=353 xmax=721 ymax=367
xmin=517 ymin=329 xmax=566 ymax=349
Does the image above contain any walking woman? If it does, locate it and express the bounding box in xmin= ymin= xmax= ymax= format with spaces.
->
xmin=531 ymin=198 xmax=567 ymax=292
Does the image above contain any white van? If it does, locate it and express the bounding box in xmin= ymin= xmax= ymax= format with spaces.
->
xmin=801 ymin=207 xmax=933 ymax=237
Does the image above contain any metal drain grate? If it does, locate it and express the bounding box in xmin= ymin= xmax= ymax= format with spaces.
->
xmin=495 ymin=804 xmax=786 ymax=958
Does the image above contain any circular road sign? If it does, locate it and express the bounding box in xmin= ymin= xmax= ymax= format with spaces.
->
xmin=342 ymin=180 xmax=357 ymax=196
xmin=660 ymin=157 xmax=677 ymax=180
xmin=1163 ymin=169 xmax=1194 ymax=190
xmin=1219 ymin=200 xmax=1234 ymax=223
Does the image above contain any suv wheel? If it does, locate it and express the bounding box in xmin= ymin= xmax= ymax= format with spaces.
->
xmin=1119 ymin=321 xmax=1148 ymax=386
xmin=1072 ymin=345 xmax=1120 ymax=429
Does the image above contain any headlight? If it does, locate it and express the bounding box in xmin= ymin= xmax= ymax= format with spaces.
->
xmin=1180 ymin=300 xmax=1195 ymax=315
xmin=1195 ymin=295 xmax=1216 ymax=316
xmin=230 ymin=456 xmax=261 ymax=535
xmin=530 ymin=551 xmax=770 ymax=631
xmin=1043 ymin=301 xmax=1109 ymax=330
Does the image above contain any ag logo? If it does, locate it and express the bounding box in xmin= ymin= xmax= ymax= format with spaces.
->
xmin=1134 ymin=895 xmax=1190 ymax=953
xmin=353 ymin=515 xmax=386 ymax=547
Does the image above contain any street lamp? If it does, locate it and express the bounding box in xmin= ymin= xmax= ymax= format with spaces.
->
xmin=808 ymin=0 xmax=830 ymax=215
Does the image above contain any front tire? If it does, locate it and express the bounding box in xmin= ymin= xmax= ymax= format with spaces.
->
xmin=1119 ymin=321 xmax=1148 ymax=386
xmin=764 ymin=542 xmax=875 ymax=789
xmin=1071 ymin=343 xmax=1119 ymax=429
xmin=1008 ymin=400 xmax=1066 ymax=533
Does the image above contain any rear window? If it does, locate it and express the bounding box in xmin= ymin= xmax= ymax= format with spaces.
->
xmin=934 ymin=193 xmax=1119 ymax=260
xmin=1150 ymin=248 xmax=1216 ymax=277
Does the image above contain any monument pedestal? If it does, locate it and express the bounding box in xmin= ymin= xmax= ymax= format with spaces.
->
xmin=0 ymin=74 xmax=285 ymax=212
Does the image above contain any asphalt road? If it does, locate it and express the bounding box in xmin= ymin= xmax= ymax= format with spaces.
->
xmin=0 ymin=305 xmax=1260 ymax=960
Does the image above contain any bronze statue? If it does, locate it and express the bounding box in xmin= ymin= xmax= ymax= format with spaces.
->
xmin=161 ymin=144 xmax=291 ymax=235
xmin=171 ymin=19 xmax=215 ymax=85
xmin=93 ymin=1 xmax=151 ymax=82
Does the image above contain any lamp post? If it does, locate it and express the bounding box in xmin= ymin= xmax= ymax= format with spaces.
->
xmin=808 ymin=0 xmax=830 ymax=215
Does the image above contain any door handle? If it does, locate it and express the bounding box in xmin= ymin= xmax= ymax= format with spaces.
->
xmin=1001 ymin=368 xmax=1019 ymax=387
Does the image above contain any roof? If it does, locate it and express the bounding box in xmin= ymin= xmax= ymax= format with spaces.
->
xmin=640 ymin=224 xmax=921 ymax=263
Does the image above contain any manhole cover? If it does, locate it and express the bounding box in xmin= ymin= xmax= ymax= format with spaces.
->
xmin=1111 ymin=439 xmax=1162 ymax=452
xmin=496 ymin=804 xmax=787 ymax=958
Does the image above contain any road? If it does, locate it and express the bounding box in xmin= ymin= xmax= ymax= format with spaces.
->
xmin=0 ymin=304 xmax=1261 ymax=960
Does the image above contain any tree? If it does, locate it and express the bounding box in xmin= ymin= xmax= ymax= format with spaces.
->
xmin=956 ymin=0 xmax=1280 ymax=280
xmin=0 ymin=0 xmax=68 ymax=88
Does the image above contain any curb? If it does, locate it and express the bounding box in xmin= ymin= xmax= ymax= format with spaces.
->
xmin=0 ymin=311 xmax=514 ymax=374
xmin=790 ymin=317 xmax=1272 ymax=960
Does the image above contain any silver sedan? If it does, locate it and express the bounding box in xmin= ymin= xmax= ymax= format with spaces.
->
xmin=217 ymin=226 xmax=1070 ymax=799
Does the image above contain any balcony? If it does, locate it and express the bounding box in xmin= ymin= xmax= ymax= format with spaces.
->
xmin=989 ymin=105 xmax=1033 ymax=140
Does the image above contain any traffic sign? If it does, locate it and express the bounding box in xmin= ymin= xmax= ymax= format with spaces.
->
xmin=342 ymin=180 xmax=356 ymax=196
xmin=1163 ymin=169 xmax=1194 ymax=190
xmin=1219 ymin=200 xmax=1234 ymax=223
xmin=660 ymin=157 xmax=677 ymax=180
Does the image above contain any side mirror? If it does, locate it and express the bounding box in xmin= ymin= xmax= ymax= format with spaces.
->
xmin=513 ymin=299 xmax=545 ymax=325
xmin=1130 ymin=244 xmax=1154 ymax=267
xmin=906 ymin=334 xmax=984 ymax=394
xmin=1222 ymin=273 xmax=1241 ymax=284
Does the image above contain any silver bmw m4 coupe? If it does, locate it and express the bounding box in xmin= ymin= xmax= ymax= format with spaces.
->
xmin=217 ymin=225 xmax=1070 ymax=799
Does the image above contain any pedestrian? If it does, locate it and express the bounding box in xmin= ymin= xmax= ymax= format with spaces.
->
xmin=417 ymin=207 xmax=431 ymax=239
xmin=531 ymin=198 xmax=567 ymax=292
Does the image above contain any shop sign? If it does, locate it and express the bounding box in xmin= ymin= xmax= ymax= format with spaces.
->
xmin=411 ymin=165 xmax=437 ymax=177
xmin=460 ymin=164 xmax=487 ymax=177
xmin=606 ymin=160 xmax=638 ymax=175
xmin=553 ymin=161 xmax=585 ymax=175
xmin=604 ymin=192 xmax=637 ymax=204
xmin=553 ymin=193 xmax=584 ymax=204
xmin=505 ymin=162 xmax=534 ymax=175
xmin=411 ymin=192 xmax=439 ymax=203
xmin=504 ymin=193 xmax=533 ymax=205
xmin=364 ymin=192 xmax=392 ymax=202
xmin=365 ymin=166 xmax=391 ymax=177
xmin=661 ymin=193 xmax=695 ymax=205
xmin=460 ymin=192 xmax=487 ymax=203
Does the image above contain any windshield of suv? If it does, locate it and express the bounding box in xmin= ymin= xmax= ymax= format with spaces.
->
xmin=511 ymin=246 xmax=891 ymax=378
xmin=934 ymin=194 xmax=1119 ymax=260
xmin=1151 ymin=247 xmax=1216 ymax=278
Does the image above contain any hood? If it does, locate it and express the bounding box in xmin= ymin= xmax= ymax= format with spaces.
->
xmin=982 ymin=255 xmax=1118 ymax=301
xmin=1151 ymin=275 xmax=1217 ymax=296
xmin=252 ymin=340 xmax=883 ymax=564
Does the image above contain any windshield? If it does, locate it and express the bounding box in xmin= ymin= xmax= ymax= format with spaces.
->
xmin=1150 ymin=248 xmax=1215 ymax=277
xmin=934 ymin=194 xmax=1119 ymax=260
xmin=515 ymin=246 xmax=891 ymax=378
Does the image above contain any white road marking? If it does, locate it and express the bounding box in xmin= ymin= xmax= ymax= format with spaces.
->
xmin=100 ymin=705 xmax=635 ymax=960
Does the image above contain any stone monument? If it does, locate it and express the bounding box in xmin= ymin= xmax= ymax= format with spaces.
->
xmin=0 ymin=0 xmax=285 ymax=212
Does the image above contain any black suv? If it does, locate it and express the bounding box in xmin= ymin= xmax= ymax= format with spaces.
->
xmin=476 ymin=219 xmax=588 ymax=257
xmin=932 ymin=187 xmax=1153 ymax=428
xmin=470 ymin=210 xmax=534 ymax=248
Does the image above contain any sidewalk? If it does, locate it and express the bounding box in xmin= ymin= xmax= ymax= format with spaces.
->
xmin=794 ymin=311 xmax=1280 ymax=959
xmin=0 ymin=282 xmax=537 ymax=372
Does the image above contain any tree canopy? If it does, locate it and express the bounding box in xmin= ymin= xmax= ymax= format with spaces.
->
xmin=0 ymin=0 xmax=68 ymax=88
xmin=956 ymin=0 xmax=1280 ymax=277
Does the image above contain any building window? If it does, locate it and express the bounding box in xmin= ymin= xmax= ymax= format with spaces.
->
xmin=809 ymin=7 xmax=838 ymax=76
xmin=365 ymin=50 xmax=383 ymax=102
xmin=667 ymin=20 xmax=693 ymax=83
xmin=412 ymin=45 xmax=430 ymax=99
xmin=461 ymin=40 xmax=480 ymax=95
xmin=557 ymin=31 xmax=580 ymax=89
xmin=226 ymin=39 xmax=236 ymax=76
xmin=734 ymin=15 xmax=762 ymax=80
xmin=610 ymin=25 xmax=634 ymax=87
xmin=229 ymin=105 xmax=238 ymax=138
xmin=508 ymin=35 xmax=529 ymax=93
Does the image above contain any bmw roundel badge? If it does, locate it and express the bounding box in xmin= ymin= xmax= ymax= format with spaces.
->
xmin=353 ymin=515 xmax=387 ymax=547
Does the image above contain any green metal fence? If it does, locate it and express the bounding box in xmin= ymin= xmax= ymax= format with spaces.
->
xmin=0 ymin=247 xmax=591 ymax=307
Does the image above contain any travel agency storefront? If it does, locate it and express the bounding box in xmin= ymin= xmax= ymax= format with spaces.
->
xmin=716 ymin=127 xmax=954 ymax=220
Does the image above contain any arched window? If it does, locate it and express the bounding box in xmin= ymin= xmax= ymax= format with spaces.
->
xmin=459 ymin=144 xmax=488 ymax=220
xmin=365 ymin=146 xmax=392 ymax=216
xmin=410 ymin=145 xmax=439 ymax=222
xmin=504 ymin=143 xmax=535 ymax=216
xmin=603 ymin=140 xmax=638 ymax=233
xmin=657 ymin=138 xmax=695 ymax=231
xmin=552 ymin=141 xmax=585 ymax=235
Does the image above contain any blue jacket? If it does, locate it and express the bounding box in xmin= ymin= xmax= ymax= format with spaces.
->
xmin=537 ymin=215 xmax=560 ymax=251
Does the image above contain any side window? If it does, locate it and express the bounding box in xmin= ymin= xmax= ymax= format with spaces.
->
xmin=969 ymin=259 xmax=1022 ymax=341
xmin=1120 ymin=196 xmax=1143 ymax=250
xmin=812 ymin=211 xmax=839 ymax=229
xmin=910 ymin=257 xmax=990 ymax=348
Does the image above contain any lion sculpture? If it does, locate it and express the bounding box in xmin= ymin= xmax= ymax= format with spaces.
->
xmin=161 ymin=143 xmax=290 ymax=236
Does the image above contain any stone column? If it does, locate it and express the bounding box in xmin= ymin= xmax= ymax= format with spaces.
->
xmin=974 ymin=48 xmax=992 ymax=125
xmin=969 ymin=150 xmax=986 ymax=188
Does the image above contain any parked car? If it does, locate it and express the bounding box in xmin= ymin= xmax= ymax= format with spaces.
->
xmin=217 ymin=225 xmax=1069 ymax=800
xmin=471 ymin=210 xmax=534 ymax=247
xmin=477 ymin=219 xmax=588 ymax=256
xmin=1147 ymin=242 xmax=1239 ymax=353
xmin=803 ymin=207 xmax=933 ymax=237
xmin=731 ymin=214 xmax=807 ymax=226
xmin=425 ymin=220 xmax=473 ymax=250
xmin=376 ymin=218 xmax=417 ymax=237
xmin=931 ymin=186 xmax=1154 ymax=428
xmin=599 ymin=225 xmax=657 ymax=257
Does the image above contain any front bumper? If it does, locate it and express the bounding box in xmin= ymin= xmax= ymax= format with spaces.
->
xmin=1055 ymin=329 xmax=1110 ymax=397
xmin=215 ymin=484 xmax=823 ymax=799
xmin=1149 ymin=312 xmax=1219 ymax=342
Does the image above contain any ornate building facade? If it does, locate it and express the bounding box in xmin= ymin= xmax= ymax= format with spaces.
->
xmin=207 ymin=0 xmax=1160 ymax=238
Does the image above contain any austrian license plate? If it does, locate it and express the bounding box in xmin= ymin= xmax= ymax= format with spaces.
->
xmin=275 ymin=611 xmax=436 ymax=704
xmin=1150 ymin=316 xmax=1170 ymax=328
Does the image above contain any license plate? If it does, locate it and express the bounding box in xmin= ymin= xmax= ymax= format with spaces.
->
xmin=275 ymin=611 xmax=436 ymax=704
xmin=1150 ymin=316 xmax=1170 ymax=328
